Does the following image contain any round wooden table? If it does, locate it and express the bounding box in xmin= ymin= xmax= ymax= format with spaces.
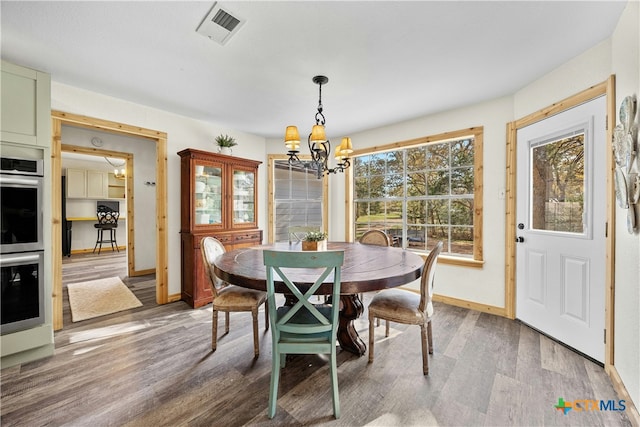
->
xmin=212 ymin=241 xmax=425 ymax=356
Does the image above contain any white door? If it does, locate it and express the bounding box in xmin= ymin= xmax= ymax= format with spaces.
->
xmin=516 ymin=96 xmax=606 ymax=363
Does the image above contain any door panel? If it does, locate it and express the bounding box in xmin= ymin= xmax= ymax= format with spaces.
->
xmin=562 ymin=255 xmax=588 ymax=322
xmin=526 ymin=250 xmax=546 ymax=305
xmin=516 ymin=96 xmax=606 ymax=363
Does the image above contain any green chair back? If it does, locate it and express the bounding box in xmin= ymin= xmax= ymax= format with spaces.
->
xmin=263 ymin=249 xmax=344 ymax=419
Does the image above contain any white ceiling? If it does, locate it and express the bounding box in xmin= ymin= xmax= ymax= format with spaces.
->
xmin=1 ymin=1 xmax=627 ymax=140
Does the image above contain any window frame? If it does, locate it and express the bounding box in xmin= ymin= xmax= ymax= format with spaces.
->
xmin=267 ymin=154 xmax=329 ymax=243
xmin=346 ymin=127 xmax=484 ymax=268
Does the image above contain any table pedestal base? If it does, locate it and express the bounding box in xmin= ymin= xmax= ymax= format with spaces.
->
xmin=284 ymin=293 xmax=367 ymax=356
xmin=338 ymin=294 xmax=366 ymax=356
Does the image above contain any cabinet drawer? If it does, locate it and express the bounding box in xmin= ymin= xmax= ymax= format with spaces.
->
xmin=233 ymin=232 xmax=261 ymax=243
xmin=214 ymin=234 xmax=234 ymax=244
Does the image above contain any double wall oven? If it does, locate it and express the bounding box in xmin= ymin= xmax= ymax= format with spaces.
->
xmin=0 ymin=156 xmax=45 ymax=335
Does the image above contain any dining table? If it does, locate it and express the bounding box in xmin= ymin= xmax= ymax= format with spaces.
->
xmin=212 ymin=241 xmax=425 ymax=356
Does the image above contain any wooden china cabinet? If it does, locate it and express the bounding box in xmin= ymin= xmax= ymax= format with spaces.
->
xmin=178 ymin=148 xmax=262 ymax=308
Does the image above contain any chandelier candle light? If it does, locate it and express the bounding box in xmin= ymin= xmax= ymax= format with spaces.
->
xmin=284 ymin=75 xmax=353 ymax=179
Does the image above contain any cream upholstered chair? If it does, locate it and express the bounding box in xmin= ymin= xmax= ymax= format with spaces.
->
xmin=200 ymin=236 xmax=268 ymax=358
xmin=368 ymin=241 xmax=443 ymax=375
xmin=359 ymin=229 xmax=392 ymax=247
xmin=359 ymin=229 xmax=392 ymax=305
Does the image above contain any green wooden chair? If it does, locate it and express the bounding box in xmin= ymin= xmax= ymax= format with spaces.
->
xmin=263 ymin=249 xmax=344 ymax=419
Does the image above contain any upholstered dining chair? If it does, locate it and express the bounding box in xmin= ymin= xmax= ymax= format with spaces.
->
xmin=263 ymin=249 xmax=344 ymax=419
xmin=200 ymin=236 xmax=268 ymax=358
xmin=359 ymin=229 xmax=392 ymax=305
xmin=359 ymin=229 xmax=392 ymax=247
xmin=368 ymin=240 xmax=443 ymax=375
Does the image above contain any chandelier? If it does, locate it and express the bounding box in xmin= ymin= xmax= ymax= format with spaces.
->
xmin=104 ymin=157 xmax=126 ymax=180
xmin=284 ymin=75 xmax=353 ymax=179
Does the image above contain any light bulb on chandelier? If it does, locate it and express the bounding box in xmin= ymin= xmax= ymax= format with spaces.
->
xmin=284 ymin=75 xmax=353 ymax=179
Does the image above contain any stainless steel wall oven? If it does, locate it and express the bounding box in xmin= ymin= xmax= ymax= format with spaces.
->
xmin=1 ymin=156 xmax=45 ymax=335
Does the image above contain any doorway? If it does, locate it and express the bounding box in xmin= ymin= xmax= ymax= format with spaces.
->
xmin=51 ymin=111 xmax=169 ymax=331
xmin=61 ymin=147 xmax=132 ymax=262
xmin=516 ymin=96 xmax=606 ymax=363
xmin=505 ymin=77 xmax=616 ymax=367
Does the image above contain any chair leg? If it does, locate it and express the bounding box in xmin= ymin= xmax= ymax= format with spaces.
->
xmin=385 ymin=319 xmax=390 ymax=337
xmin=427 ymin=320 xmax=433 ymax=354
xmin=212 ymin=309 xmax=218 ymax=351
xmin=112 ymin=229 xmax=119 ymax=253
xmin=268 ymin=349 xmax=280 ymax=418
xmin=93 ymin=229 xmax=100 ymax=254
xmin=420 ymin=323 xmax=429 ymax=375
xmin=368 ymin=314 xmax=375 ymax=363
xmin=330 ymin=347 xmax=340 ymax=419
xmin=224 ymin=312 xmax=230 ymax=335
xmin=252 ymin=308 xmax=259 ymax=358
xmin=264 ymin=301 xmax=269 ymax=331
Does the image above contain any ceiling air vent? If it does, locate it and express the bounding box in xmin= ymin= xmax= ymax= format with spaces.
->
xmin=196 ymin=2 xmax=245 ymax=46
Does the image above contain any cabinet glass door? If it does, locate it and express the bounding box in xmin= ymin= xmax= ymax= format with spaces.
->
xmin=194 ymin=163 xmax=222 ymax=226
xmin=233 ymin=169 xmax=255 ymax=225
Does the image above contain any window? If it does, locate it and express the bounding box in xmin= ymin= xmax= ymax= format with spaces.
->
xmin=268 ymin=156 xmax=327 ymax=243
xmin=352 ymin=128 xmax=483 ymax=264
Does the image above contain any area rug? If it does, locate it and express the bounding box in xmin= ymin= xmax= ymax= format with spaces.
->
xmin=67 ymin=277 xmax=143 ymax=322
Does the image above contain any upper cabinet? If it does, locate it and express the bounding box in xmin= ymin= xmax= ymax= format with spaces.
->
xmin=178 ymin=148 xmax=261 ymax=236
xmin=1 ymin=61 xmax=51 ymax=147
xmin=66 ymin=168 xmax=124 ymax=199
xmin=66 ymin=169 xmax=87 ymax=198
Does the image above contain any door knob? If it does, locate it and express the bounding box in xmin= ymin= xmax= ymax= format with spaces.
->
xmin=515 ymin=236 xmax=524 ymax=243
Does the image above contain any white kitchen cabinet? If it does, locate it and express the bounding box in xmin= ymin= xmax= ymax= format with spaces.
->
xmin=87 ymin=170 xmax=107 ymax=198
xmin=0 ymin=60 xmax=51 ymax=147
xmin=66 ymin=168 xmax=87 ymax=198
xmin=0 ymin=61 xmax=53 ymax=369
xmin=66 ymin=168 xmax=111 ymax=199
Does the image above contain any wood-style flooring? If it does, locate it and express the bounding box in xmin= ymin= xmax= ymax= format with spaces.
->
xmin=0 ymin=252 xmax=633 ymax=426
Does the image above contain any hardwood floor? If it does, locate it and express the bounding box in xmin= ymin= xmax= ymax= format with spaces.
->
xmin=1 ymin=252 xmax=633 ymax=426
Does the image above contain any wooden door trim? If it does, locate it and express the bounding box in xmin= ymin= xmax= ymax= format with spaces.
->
xmin=504 ymin=76 xmax=615 ymax=369
xmin=51 ymin=110 xmax=169 ymax=331
xmin=60 ymin=144 xmax=135 ymax=271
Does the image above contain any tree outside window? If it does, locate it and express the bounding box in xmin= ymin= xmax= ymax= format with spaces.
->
xmin=353 ymin=129 xmax=482 ymax=260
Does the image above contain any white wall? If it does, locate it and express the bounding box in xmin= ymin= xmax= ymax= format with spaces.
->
xmin=611 ymin=0 xmax=640 ymax=411
xmin=328 ymin=97 xmax=513 ymax=308
xmin=51 ymin=82 xmax=267 ymax=296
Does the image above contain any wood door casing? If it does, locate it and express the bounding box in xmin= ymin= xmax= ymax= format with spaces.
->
xmin=51 ymin=111 xmax=169 ymax=330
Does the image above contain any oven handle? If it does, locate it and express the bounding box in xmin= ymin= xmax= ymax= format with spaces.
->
xmin=0 ymin=253 xmax=42 ymax=266
xmin=0 ymin=176 xmax=41 ymax=186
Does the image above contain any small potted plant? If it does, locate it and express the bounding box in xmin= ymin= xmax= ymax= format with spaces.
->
xmin=215 ymin=134 xmax=237 ymax=155
xmin=302 ymin=230 xmax=328 ymax=251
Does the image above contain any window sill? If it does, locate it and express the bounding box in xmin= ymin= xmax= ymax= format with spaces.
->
xmin=414 ymin=253 xmax=484 ymax=269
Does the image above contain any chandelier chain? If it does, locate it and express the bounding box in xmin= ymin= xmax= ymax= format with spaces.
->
xmin=104 ymin=157 xmax=126 ymax=168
